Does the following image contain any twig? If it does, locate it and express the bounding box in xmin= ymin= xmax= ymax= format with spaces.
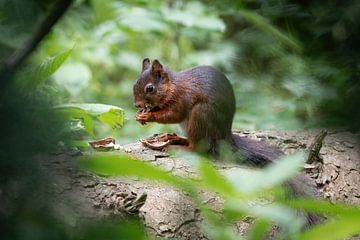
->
xmin=307 ymin=130 xmax=327 ymax=163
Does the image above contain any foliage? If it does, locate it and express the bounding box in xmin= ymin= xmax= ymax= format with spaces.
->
xmin=54 ymin=103 xmax=124 ymax=137
xmin=0 ymin=43 xmax=73 ymax=240
xmin=16 ymin=48 xmax=73 ymax=87
xmin=82 ymin=152 xmax=360 ymax=239
xmin=1 ymin=0 xmax=360 ymax=239
xmin=31 ymin=0 xmax=359 ymax=135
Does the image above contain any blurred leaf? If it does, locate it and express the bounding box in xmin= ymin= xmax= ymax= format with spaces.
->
xmin=163 ymin=7 xmax=225 ymax=31
xmin=0 ymin=25 xmax=28 ymax=48
xmin=55 ymin=106 xmax=95 ymax=136
xmin=261 ymin=152 xmax=305 ymax=188
xmin=202 ymin=212 xmax=242 ymax=240
xmin=36 ymin=48 xmax=73 ymax=84
xmin=198 ymin=160 xmax=238 ymax=196
xmin=17 ymin=48 xmax=73 ymax=88
xmin=225 ymin=153 xmax=305 ymax=193
xmin=116 ymin=51 xmax=142 ymax=71
xmin=247 ymin=219 xmax=271 ymax=240
xmin=83 ymin=114 xmax=95 ymax=137
xmin=225 ymin=201 xmax=303 ymax=234
xmin=287 ymin=198 xmax=360 ymax=218
xmin=297 ymin=218 xmax=360 ymax=240
xmin=67 ymin=140 xmax=89 ymax=148
xmin=58 ymin=103 xmax=123 ymax=116
xmin=53 ymin=62 xmax=91 ymax=96
xmin=237 ymin=9 xmax=301 ymax=52
xmin=116 ymin=7 xmax=168 ymax=32
xmin=97 ymin=108 xmax=125 ymax=129
xmin=222 ymin=169 xmax=262 ymax=194
xmin=55 ymin=103 xmax=124 ymax=136
xmin=81 ymin=154 xmax=189 ymax=188
xmin=91 ymin=0 xmax=117 ymax=23
xmin=73 ymin=219 xmax=147 ymax=240
xmin=185 ymin=42 xmax=237 ymax=67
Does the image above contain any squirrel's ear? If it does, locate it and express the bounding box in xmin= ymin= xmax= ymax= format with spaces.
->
xmin=142 ymin=58 xmax=151 ymax=71
xmin=151 ymin=59 xmax=163 ymax=76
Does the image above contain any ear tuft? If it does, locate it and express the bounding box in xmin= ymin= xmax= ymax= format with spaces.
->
xmin=151 ymin=59 xmax=163 ymax=76
xmin=142 ymin=58 xmax=151 ymax=71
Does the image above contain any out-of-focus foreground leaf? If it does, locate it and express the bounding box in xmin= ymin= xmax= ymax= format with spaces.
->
xmin=225 ymin=152 xmax=306 ymax=194
xmin=297 ymin=218 xmax=360 ymax=240
xmin=287 ymin=198 xmax=360 ymax=218
xmin=81 ymin=153 xmax=188 ymax=188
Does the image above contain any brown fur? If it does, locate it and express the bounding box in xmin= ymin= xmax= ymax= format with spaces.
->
xmin=133 ymin=59 xmax=321 ymax=226
xmin=134 ymin=60 xmax=235 ymax=153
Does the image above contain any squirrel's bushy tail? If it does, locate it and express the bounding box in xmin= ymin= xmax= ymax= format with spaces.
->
xmin=230 ymin=133 xmax=323 ymax=227
xmin=230 ymin=133 xmax=283 ymax=166
xmin=285 ymin=174 xmax=324 ymax=227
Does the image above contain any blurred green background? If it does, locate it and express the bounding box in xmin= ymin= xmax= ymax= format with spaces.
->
xmin=3 ymin=0 xmax=357 ymax=143
xmin=1 ymin=0 xmax=360 ymax=239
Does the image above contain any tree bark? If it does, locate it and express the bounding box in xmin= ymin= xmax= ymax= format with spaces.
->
xmin=37 ymin=129 xmax=360 ymax=239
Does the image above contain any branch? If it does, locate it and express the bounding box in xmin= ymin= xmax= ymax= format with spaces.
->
xmin=0 ymin=0 xmax=74 ymax=90
xmin=40 ymin=130 xmax=360 ymax=238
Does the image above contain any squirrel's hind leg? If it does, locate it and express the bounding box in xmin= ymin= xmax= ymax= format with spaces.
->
xmin=186 ymin=102 xmax=232 ymax=154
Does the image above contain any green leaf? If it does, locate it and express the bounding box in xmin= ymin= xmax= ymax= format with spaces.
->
xmin=17 ymin=48 xmax=73 ymax=87
xmin=72 ymin=219 xmax=147 ymax=240
xmin=83 ymin=114 xmax=95 ymax=137
xmin=59 ymin=103 xmax=122 ymax=116
xmin=91 ymin=0 xmax=117 ymax=23
xmin=67 ymin=140 xmax=90 ymax=148
xmin=116 ymin=7 xmax=168 ymax=32
xmin=225 ymin=201 xmax=303 ymax=234
xmin=53 ymin=62 xmax=92 ymax=96
xmin=225 ymin=153 xmax=305 ymax=194
xmin=261 ymin=152 xmax=305 ymax=188
xmin=286 ymin=198 xmax=360 ymax=218
xmin=55 ymin=106 xmax=95 ymax=136
xmin=36 ymin=48 xmax=73 ymax=83
xmin=202 ymin=209 xmax=242 ymax=240
xmin=163 ymin=8 xmax=225 ymax=31
xmin=55 ymin=103 xmax=124 ymax=133
xmin=97 ymin=108 xmax=125 ymax=129
xmin=297 ymin=218 xmax=360 ymax=240
xmin=223 ymin=167 xmax=261 ymax=194
xmin=247 ymin=219 xmax=270 ymax=240
xmin=198 ymin=159 xmax=238 ymax=196
xmin=237 ymin=9 xmax=301 ymax=52
xmin=81 ymin=154 xmax=189 ymax=188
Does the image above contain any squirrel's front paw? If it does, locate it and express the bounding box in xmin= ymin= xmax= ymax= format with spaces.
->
xmin=136 ymin=112 xmax=153 ymax=124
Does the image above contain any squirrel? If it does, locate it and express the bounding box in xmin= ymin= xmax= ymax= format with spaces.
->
xmin=133 ymin=58 xmax=282 ymax=165
xmin=133 ymin=58 xmax=321 ymax=225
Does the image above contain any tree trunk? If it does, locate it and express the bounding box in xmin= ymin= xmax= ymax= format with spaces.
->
xmin=36 ymin=129 xmax=360 ymax=239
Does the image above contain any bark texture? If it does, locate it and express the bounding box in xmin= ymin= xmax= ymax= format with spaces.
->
xmin=37 ymin=129 xmax=360 ymax=239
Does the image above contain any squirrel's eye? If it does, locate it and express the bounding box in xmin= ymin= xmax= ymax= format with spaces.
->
xmin=145 ymin=83 xmax=155 ymax=93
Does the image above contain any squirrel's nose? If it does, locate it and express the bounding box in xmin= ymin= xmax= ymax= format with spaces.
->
xmin=134 ymin=101 xmax=144 ymax=108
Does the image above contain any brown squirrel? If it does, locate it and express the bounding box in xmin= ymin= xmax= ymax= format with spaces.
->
xmin=133 ymin=58 xmax=321 ymax=226
xmin=133 ymin=58 xmax=284 ymax=166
